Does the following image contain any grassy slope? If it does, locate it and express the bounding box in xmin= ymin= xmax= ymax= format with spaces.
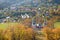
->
xmin=0 ymin=22 xmax=60 ymax=29
xmin=54 ymin=22 xmax=60 ymax=28
xmin=0 ymin=23 xmax=19 ymax=29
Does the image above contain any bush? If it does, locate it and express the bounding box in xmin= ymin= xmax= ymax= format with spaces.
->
xmin=42 ymin=27 xmax=60 ymax=40
xmin=0 ymin=24 xmax=36 ymax=40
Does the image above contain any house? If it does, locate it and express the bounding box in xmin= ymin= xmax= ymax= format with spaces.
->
xmin=21 ymin=13 xmax=30 ymax=19
xmin=32 ymin=19 xmax=43 ymax=29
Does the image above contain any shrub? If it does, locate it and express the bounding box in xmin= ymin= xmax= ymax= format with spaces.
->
xmin=42 ymin=27 xmax=60 ymax=40
xmin=1 ymin=24 xmax=36 ymax=40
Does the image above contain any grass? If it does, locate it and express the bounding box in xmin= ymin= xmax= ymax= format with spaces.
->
xmin=0 ymin=23 xmax=7 ymax=29
xmin=54 ymin=22 xmax=60 ymax=28
xmin=0 ymin=22 xmax=60 ymax=30
xmin=0 ymin=22 xmax=19 ymax=30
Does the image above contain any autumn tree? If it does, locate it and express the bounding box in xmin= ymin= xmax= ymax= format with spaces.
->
xmin=3 ymin=24 xmax=36 ymax=40
xmin=42 ymin=27 xmax=60 ymax=40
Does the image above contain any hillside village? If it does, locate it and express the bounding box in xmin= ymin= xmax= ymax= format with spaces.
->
xmin=0 ymin=0 xmax=60 ymax=40
xmin=0 ymin=5 xmax=60 ymax=29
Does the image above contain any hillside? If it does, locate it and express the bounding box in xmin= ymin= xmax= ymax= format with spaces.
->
xmin=0 ymin=0 xmax=60 ymax=9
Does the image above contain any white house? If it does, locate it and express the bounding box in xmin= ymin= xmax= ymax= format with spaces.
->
xmin=21 ymin=13 xmax=30 ymax=19
xmin=25 ymin=13 xmax=30 ymax=18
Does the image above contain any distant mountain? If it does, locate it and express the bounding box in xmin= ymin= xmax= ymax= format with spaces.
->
xmin=0 ymin=0 xmax=25 ymax=9
xmin=53 ymin=0 xmax=60 ymax=4
xmin=0 ymin=2 xmax=11 ymax=9
xmin=0 ymin=0 xmax=60 ymax=9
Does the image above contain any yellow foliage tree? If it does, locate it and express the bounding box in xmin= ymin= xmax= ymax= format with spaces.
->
xmin=2 ymin=24 xmax=36 ymax=40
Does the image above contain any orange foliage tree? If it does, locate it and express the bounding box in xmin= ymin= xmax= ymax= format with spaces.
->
xmin=42 ymin=27 xmax=60 ymax=40
xmin=2 ymin=24 xmax=36 ymax=40
xmin=22 ymin=18 xmax=32 ymax=27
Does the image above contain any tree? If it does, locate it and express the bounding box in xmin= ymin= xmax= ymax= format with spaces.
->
xmin=42 ymin=27 xmax=60 ymax=40
xmin=3 ymin=24 xmax=36 ymax=40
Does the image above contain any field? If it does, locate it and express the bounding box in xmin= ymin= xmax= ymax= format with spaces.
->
xmin=0 ymin=23 xmax=19 ymax=29
xmin=54 ymin=22 xmax=60 ymax=28
xmin=0 ymin=22 xmax=60 ymax=30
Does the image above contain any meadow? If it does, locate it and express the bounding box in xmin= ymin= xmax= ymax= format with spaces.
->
xmin=0 ymin=23 xmax=19 ymax=29
xmin=0 ymin=22 xmax=60 ymax=30
xmin=54 ymin=22 xmax=60 ymax=28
